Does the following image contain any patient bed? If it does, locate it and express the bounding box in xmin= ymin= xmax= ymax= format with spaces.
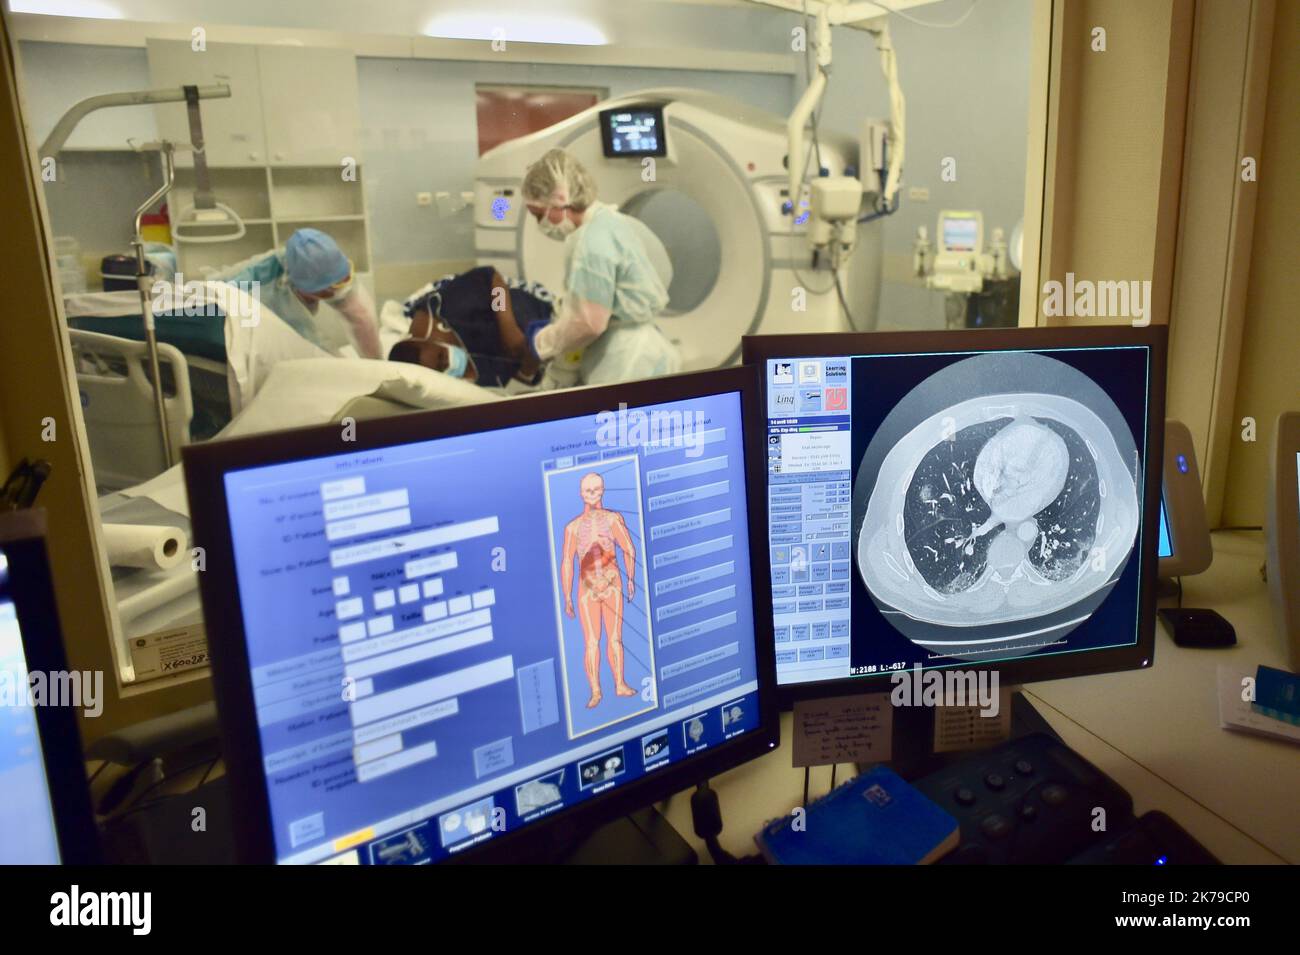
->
xmin=65 ymin=285 xmax=333 ymax=490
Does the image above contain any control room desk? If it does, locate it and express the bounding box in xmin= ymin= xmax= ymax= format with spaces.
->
xmin=663 ymin=532 xmax=1296 ymax=864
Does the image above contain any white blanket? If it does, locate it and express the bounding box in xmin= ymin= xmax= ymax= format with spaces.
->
xmin=116 ymin=356 xmax=500 ymax=518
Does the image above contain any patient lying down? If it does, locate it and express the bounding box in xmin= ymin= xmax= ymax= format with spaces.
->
xmin=389 ymin=266 xmax=552 ymax=390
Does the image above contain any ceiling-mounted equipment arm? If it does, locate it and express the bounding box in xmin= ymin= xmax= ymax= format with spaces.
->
xmin=745 ymin=0 xmax=907 ymax=212
xmin=862 ymin=19 xmax=905 ymax=208
xmin=786 ymin=6 xmax=832 ymax=209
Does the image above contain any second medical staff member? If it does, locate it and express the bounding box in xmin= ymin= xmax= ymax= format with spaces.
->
xmin=522 ymin=148 xmax=680 ymax=385
xmin=212 ymin=228 xmax=383 ymax=358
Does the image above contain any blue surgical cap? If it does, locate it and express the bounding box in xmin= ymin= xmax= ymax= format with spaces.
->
xmin=284 ymin=229 xmax=350 ymax=293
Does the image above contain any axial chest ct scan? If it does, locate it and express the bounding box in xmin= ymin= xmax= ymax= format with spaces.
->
xmin=760 ymin=345 xmax=1154 ymax=686
xmin=855 ymin=352 xmax=1141 ymax=661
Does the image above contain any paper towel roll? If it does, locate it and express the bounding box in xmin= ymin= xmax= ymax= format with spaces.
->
xmin=104 ymin=523 xmax=188 ymax=571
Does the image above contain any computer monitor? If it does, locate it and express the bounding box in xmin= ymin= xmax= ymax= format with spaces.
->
xmin=1265 ymin=411 xmax=1300 ymax=669
xmin=1156 ymin=501 xmax=1173 ymax=560
xmin=0 ymin=510 xmax=100 ymax=864
xmin=1158 ymin=419 xmax=1212 ymax=578
xmin=743 ymin=326 xmax=1166 ymax=703
xmin=600 ymin=105 xmax=667 ymax=158
xmin=184 ymin=369 xmax=777 ymax=864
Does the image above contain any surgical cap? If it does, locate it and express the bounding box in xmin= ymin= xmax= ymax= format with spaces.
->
xmin=284 ymin=229 xmax=350 ymax=293
xmin=522 ymin=148 xmax=597 ymax=211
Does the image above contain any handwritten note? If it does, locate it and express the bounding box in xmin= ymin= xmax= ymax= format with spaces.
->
xmin=792 ymin=693 xmax=893 ymax=767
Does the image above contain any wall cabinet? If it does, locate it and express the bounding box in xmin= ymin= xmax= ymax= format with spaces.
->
xmin=146 ymin=40 xmax=267 ymax=167
xmin=258 ymin=46 xmax=360 ymax=167
xmin=146 ymin=41 xmax=361 ymax=168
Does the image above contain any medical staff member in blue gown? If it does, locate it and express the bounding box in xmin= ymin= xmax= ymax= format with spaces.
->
xmin=211 ymin=228 xmax=383 ymax=358
xmin=521 ymin=148 xmax=681 ymax=386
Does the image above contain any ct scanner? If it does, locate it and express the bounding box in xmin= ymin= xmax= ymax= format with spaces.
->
xmin=474 ymin=89 xmax=884 ymax=370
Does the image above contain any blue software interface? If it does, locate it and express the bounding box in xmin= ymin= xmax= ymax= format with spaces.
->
xmin=0 ymin=548 xmax=62 ymax=864
xmin=222 ymin=392 xmax=760 ymax=864
xmin=1157 ymin=500 xmax=1173 ymax=560
xmin=762 ymin=346 xmax=1153 ymax=687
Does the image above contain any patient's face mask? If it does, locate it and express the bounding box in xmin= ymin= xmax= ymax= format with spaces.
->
xmin=438 ymin=342 xmax=470 ymax=378
xmin=389 ymin=312 xmax=475 ymax=380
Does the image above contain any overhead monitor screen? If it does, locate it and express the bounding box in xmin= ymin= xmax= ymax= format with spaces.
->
xmin=601 ymin=106 xmax=666 ymax=157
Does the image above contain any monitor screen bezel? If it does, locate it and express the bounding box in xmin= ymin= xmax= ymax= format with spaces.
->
xmin=183 ymin=367 xmax=778 ymax=864
xmin=742 ymin=325 xmax=1167 ymax=708
xmin=0 ymin=509 xmax=101 ymax=865
xmin=598 ymin=104 xmax=668 ymax=158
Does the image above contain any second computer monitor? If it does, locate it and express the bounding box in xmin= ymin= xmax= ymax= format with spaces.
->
xmin=744 ymin=326 xmax=1166 ymax=702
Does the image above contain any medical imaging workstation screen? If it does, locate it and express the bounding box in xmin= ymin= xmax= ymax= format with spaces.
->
xmin=762 ymin=346 xmax=1154 ymax=687
xmin=222 ymin=392 xmax=760 ymax=864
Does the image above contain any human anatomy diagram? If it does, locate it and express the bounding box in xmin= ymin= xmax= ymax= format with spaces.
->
xmin=560 ymin=472 xmax=639 ymax=708
xmin=857 ymin=390 xmax=1139 ymax=633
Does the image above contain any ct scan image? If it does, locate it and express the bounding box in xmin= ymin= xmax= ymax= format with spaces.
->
xmin=853 ymin=352 xmax=1141 ymax=661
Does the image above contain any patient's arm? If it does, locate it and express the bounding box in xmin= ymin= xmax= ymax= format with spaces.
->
xmin=490 ymin=270 xmax=539 ymax=380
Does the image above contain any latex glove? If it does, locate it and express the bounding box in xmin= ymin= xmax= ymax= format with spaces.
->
xmin=539 ymin=356 xmax=582 ymax=391
xmin=533 ymin=297 xmax=611 ymax=361
xmin=332 ymin=285 xmax=383 ymax=359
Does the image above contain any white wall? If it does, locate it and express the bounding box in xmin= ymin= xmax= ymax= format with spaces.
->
xmin=14 ymin=42 xmax=165 ymax=265
xmin=14 ymin=40 xmax=157 ymax=148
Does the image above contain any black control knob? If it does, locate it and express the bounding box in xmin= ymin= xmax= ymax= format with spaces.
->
xmin=985 ymin=772 xmax=1006 ymax=791
xmin=1041 ymin=784 xmax=1069 ymax=807
xmin=980 ymin=814 xmax=1012 ymax=839
xmin=954 ymin=787 xmax=976 ymax=806
xmin=1014 ymin=759 xmax=1034 ymax=775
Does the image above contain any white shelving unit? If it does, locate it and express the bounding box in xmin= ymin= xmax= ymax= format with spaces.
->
xmin=168 ymin=165 xmax=372 ymax=285
xmin=147 ymin=40 xmax=373 ymax=294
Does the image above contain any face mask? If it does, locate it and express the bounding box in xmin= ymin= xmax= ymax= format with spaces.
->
xmin=440 ymin=342 xmax=470 ymax=378
xmin=538 ymin=215 xmax=577 ymax=242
